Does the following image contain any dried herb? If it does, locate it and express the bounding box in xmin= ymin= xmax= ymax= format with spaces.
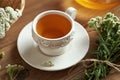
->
xmin=82 ymin=13 xmax=120 ymax=80
xmin=0 ymin=6 xmax=21 ymax=38
xmin=6 ymin=64 xmax=29 ymax=80
xmin=43 ymin=61 xmax=54 ymax=67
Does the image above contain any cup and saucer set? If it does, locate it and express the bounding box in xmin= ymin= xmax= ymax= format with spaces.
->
xmin=17 ymin=7 xmax=90 ymax=71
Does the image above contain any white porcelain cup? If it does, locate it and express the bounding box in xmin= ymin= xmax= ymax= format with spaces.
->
xmin=32 ymin=7 xmax=77 ymax=56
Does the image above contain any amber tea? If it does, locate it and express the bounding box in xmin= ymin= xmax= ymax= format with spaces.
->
xmin=36 ymin=14 xmax=71 ymax=39
xmin=32 ymin=8 xmax=77 ymax=56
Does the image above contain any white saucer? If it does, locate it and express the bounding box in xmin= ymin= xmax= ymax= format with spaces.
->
xmin=17 ymin=21 xmax=89 ymax=71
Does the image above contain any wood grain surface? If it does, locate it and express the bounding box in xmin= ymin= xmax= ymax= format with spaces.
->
xmin=0 ymin=0 xmax=120 ymax=80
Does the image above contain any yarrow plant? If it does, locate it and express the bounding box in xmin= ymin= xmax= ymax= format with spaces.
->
xmin=82 ymin=12 xmax=120 ymax=80
xmin=0 ymin=51 xmax=29 ymax=80
xmin=6 ymin=64 xmax=24 ymax=80
xmin=6 ymin=64 xmax=30 ymax=80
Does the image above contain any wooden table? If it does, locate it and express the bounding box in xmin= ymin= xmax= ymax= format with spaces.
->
xmin=0 ymin=0 xmax=120 ymax=80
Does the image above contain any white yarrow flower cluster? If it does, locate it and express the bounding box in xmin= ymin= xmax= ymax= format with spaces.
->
xmin=0 ymin=6 xmax=22 ymax=39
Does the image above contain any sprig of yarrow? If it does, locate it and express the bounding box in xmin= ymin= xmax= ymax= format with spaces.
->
xmin=82 ymin=12 xmax=120 ymax=80
xmin=6 ymin=64 xmax=24 ymax=80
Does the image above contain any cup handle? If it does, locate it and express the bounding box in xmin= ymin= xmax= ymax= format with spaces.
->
xmin=65 ymin=7 xmax=77 ymax=20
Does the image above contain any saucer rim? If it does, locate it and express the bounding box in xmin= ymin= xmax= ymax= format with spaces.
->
xmin=17 ymin=21 xmax=90 ymax=71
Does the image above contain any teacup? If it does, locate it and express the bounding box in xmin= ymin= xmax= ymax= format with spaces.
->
xmin=32 ymin=7 xmax=77 ymax=56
